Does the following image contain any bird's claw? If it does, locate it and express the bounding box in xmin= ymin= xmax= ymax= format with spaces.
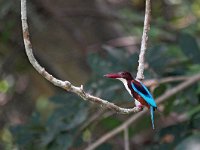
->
xmin=137 ymin=105 xmax=144 ymax=111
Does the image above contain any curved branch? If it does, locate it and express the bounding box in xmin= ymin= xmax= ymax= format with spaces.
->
xmin=21 ymin=0 xmax=141 ymax=114
xmin=85 ymin=73 xmax=200 ymax=150
xmin=136 ymin=0 xmax=151 ymax=80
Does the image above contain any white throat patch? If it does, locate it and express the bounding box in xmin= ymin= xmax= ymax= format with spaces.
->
xmin=117 ymin=78 xmax=132 ymax=96
xmin=117 ymin=78 xmax=141 ymax=107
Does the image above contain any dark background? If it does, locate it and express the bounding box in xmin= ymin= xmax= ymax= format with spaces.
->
xmin=0 ymin=0 xmax=200 ymax=149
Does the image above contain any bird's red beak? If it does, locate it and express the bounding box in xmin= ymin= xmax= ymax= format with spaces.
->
xmin=104 ymin=73 xmax=121 ymax=79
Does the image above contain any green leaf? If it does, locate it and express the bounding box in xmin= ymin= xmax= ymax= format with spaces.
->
xmin=101 ymin=117 xmax=122 ymax=130
xmin=0 ymin=80 xmax=9 ymax=93
xmin=153 ymin=124 xmax=188 ymax=150
xmin=82 ymin=129 xmax=91 ymax=142
xmin=189 ymin=106 xmax=200 ymax=121
xmin=40 ymin=94 xmax=89 ymax=147
xmin=87 ymin=53 xmax=113 ymax=75
xmin=179 ymin=33 xmax=200 ymax=64
xmin=96 ymin=143 xmax=113 ymax=150
xmin=187 ymin=64 xmax=200 ymax=74
xmin=175 ymin=134 xmax=200 ymax=150
xmin=11 ymin=94 xmax=88 ymax=149
xmin=163 ymin=96 xmax=176 ymax=115
xmin=146 ymin=45 xmax=172 ymax=75
xmin=153 ymin=84 xmax=167 ymax=98
xmin=48 ymin=133 xmax=73 ymax=150
xmin=184 ymin=85 xmax=199 ymax=105
xmin=103 ymin=45 xmax=127 ymax=63
xmin=190 ymin=113 xmax=200 ymax=129
xmin=48 ymin=94 xmax=88 ymax=130
xmin=10 ymin=112 xmax=44 ymax=147
xmin=87 ymin=51 xmax=138 ymax=77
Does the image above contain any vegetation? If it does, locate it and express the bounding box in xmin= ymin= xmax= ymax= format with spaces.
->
xmin=0 ymin=0 xmax=200 ymax=149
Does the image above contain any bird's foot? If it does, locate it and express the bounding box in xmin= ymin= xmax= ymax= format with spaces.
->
xmin=136 ymin=105 xmax=144 ymax=111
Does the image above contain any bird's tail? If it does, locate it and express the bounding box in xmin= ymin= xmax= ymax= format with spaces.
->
xmin=150 ymin=106 xmax=155 ymax=129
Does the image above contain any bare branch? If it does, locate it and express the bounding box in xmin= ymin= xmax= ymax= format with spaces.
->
xmin=21 ymin=0 xmax=142 ymax=114
xmin=143 ymin=76 xmax=189 ymax=87
xmin=124 ymin=127 xmax=130 ymax=150
xmin=85 ymin=73 xmax=200 ymax=150
xmin=136 ymin=0 xmax=151 ymax=80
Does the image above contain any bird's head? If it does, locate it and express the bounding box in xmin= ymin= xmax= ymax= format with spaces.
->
xmin=104 ymin=71 xmax=133 ymax=81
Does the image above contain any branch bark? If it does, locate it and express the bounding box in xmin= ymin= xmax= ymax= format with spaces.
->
xmin=136 ymin=0 xmax=151 ymax=80
xmin=124 ymin=127 xmax=130 ymax=150
xmin=85 ymin=73 xmax=200 ymax=150
xmin=21 ymin=0 xmax=142 ymax=114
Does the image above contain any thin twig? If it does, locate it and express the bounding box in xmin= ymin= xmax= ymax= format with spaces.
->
xmin=136 ymin=0 xmax=151 ymax=80
xmin=144 ymin=76 xmax=189 ymax=87
xmin=21 ymin=0 xmax=142 ymax=114
xmin=85 ymin=73 xmax=200 ymax=150
xmin=124 ymin=127 xmax=130 ymax=150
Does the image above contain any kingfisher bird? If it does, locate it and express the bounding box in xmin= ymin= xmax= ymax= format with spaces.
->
xmin=104 ymin=71 xmax=157 ymax=129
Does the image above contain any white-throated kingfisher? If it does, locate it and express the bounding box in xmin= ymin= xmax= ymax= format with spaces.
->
xmin=104 ymin=71 xmax=157 ymax=129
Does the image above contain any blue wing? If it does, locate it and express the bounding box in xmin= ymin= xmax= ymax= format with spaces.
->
xmin=131 ymin=80 xmax=157 ymax=108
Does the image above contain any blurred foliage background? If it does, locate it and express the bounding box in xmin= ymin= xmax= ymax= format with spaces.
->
xmin=0 ymin=0 xmax=200 ymax=149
